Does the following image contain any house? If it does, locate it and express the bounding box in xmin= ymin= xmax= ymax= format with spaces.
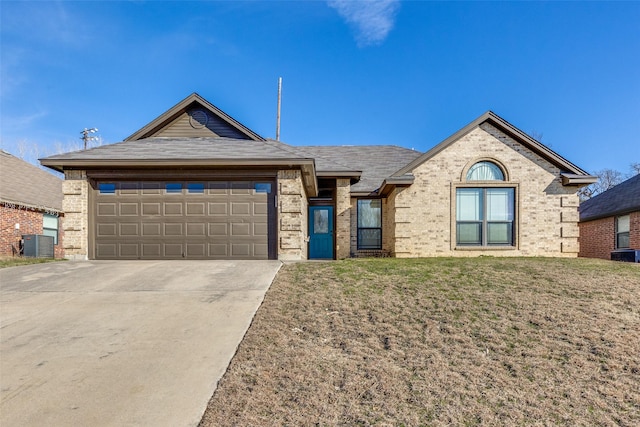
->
xmin=1 ymin=150 xmax=64 ymax=258
xmin=579 ymin=174 xmax=640 ymax=260
xmin=40 ymin=93 xmax=596 ymax=261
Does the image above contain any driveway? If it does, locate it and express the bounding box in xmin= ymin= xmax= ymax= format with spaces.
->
xmin=0 ymin=260 xmax=281 ymax=427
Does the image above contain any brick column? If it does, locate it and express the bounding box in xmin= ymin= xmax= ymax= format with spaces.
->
xmin=277 ymin=170 xmax=307 ymax=260
xmin=62 ymin=170 xmax=89 ymax=260
xmin=335 ymin=178 xmax=351 ymax=259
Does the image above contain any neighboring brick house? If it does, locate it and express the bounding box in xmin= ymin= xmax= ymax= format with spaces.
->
xmin=40 ymin=93 xmax=595 ymax=261
xmin=579 ymin=174 xmax=640 ymax=260
xmin=1 ymin=150 xmax=64 ymax=258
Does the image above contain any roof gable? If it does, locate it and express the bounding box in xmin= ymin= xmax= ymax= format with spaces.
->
xmin=125 ymin=93 xmax=264 ymax=141
xmin=579 ymin=174 xmax=640 ymax=221
xmin=393 ymin=111 xmax=594 ymax=182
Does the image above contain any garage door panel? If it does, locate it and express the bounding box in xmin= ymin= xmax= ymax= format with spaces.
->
xmin=142 ymin=244 xmax=161 ymax=257
xmin=208 ymin=203 xmax=227 ymax=215
xmin=120 ymin=203 xmax=138 ymax=216
xmin=119 ymin=244 xmax=139 ymax=257
xmin=119 ymin=223 xmax=139 ymax=236
xmin=97 ymin=203 xmax=117 ymax=216
xmin=97 ymin=223 xmax=117 ymax=237
xmin=94 ymin=180 xmax=273 ymax=260
xmin=186 ymin=223 xmax=206 ymax=236
xmin=96 ymin=243 xmax=117 ymax=258
xmin=142 ymin=203 xmax=161 ymax=216
xmin=164 ymin=244 xmax=183 ymax=257
xmin=142 ymin=223 xmax=161 ymax=236
xmin=186 ymin=203 xmax=205 ymax=215
xmin=164 ymin=223 xmax=183 ymax=236
xmin=164 ymin=203 xmax=183 ymax=215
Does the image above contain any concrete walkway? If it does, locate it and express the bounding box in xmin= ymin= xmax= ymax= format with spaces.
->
xmin=0 ymin=260 xmax=281 ymax=427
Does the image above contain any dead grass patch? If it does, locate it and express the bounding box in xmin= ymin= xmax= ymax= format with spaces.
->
xmin=200 ymin=257 xmax=640 ymax=426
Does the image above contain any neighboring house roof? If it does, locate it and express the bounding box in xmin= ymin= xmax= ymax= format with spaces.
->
xmin=0 ymin=150 xmax=63 ymax=212
xmin=125 ymin=93 xmax=265 ymax=142
xmin=393 ymin=111 xmax=597 ymax=186
xmin=579 ymin=174 xmax=640 ymax=222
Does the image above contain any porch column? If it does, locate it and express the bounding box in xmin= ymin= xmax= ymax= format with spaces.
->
xmin=335 ymin=178 xmax=351 ymax=259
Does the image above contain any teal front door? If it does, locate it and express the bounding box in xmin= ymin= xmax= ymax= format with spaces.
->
xmin=309 ymin=206 xmax=334 ymax=259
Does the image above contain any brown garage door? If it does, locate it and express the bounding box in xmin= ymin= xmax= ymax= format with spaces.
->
xmin=93 ymin=180 xmax=275 ymax=260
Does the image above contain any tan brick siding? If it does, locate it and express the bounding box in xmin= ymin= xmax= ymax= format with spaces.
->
xmin=579 ymin=211 xmax=640 ymax=259
xmin=0 ymin=204 xmax=64 ymax=258
xmin=389 ymin=123 xmax=581 ymax=257
xmin=277 ymin=170 xmax=308 ymax=260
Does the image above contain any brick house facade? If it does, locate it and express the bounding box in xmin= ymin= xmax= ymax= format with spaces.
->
xmin=1 ymin=150 xmax=64 ymax=258
xmin=579 ymin=174 xmax=640 ymax=260
xmin=41 ymin=94 xmax=595 ymax=261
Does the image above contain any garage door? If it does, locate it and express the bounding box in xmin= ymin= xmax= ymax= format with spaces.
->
xmin=93 ymin=180 xmax=275 ymax=260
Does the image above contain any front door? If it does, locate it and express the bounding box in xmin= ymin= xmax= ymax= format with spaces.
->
xmin=309 ymin=206 xmax=334 ymax=259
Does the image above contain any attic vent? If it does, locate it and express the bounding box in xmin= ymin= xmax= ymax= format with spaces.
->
xmin=189 ymin=109 xmax=209 ymax=129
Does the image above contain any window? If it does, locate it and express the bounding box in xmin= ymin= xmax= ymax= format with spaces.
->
xmin=466 ymin=161 xmax=504 ymax=181
xmin=43 ymin=214 xmax=59 ymax=245
xmin=98 ymin=183 xmax=116 ymax=194
xmin=456 ymin=188 xmax=515 ymax=246
xmin=187 ymin=183 xmax=204 ymax=194
xmin=165 ymin=183 xmax=182 ymax=194
xmin=357 ymin=199 xmax=382 ymax=249
xmin=616 ymin=215 xmax=630 ymax=249
xmin=254 ymin=183 xmax=272 ymax=194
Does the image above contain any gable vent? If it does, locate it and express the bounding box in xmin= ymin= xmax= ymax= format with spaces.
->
xmin=189 ymin=109 xmax=209 ymax=129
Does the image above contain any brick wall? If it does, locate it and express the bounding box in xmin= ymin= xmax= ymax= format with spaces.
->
xmin=0 ymin=204 xmax=64 ymax=258
xmin=277 ymin=169 xmax=308 ymax=260
xmin=392 ymin=123 xmax=582 ymax=257
xmin=579 ymin=211 xmax=640 ymax=259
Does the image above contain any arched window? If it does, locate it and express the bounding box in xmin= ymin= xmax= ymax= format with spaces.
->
xmin=466 ymin=161 xmax=504 ymax=181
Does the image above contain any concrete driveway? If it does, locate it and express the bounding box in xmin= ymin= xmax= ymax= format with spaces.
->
xmin=0 ymin=260 xmax=281 ymax=427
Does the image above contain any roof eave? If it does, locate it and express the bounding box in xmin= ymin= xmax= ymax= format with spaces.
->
xmin=378 ymin=175 xmax=415 ymax=197
xmin=561 ymin=173 xmax=598 ymax=186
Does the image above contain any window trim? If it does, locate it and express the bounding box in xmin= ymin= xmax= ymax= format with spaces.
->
xmin=461 ymin=158 xmax=509 ymax=182
xmin=452 ymin=182 xmax=519 ymax=251
xmin=357 ymin=198 xmax=382 ymax=250
xmin=615 ymin=214 xmax=630 ymax=249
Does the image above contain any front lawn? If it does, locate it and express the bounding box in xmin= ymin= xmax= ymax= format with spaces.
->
xmin=200 ymin=257 xmax=640 ymax=426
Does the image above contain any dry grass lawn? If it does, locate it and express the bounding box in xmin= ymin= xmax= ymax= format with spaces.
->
xmin=200 ymin=257 xmax=640 ymax=426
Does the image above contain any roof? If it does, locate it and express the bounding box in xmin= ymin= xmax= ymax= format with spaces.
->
xmin=40 ymin=137 xmax=319 ymax=197
xmin=393 ymin=111 xmax=597 ymax=185
xmin=0 ymin=150 xmax=63 ymax=212
xmin=579 ymin=174 xmax=640 ymax=221
xmin=295 ymin=145 xmax=422 ymax=194
xmin=125 ymin=93 xmax=265 ymax=141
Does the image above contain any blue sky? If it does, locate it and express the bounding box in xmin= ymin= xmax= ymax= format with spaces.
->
xmin=1 ymin=1 xmax=639 ymax=175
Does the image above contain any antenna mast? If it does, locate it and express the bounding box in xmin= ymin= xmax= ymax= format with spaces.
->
xmin=276 ymin=77 xmax=282 ymax=141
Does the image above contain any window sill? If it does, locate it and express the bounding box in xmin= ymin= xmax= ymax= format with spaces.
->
xmin=455 ymin=246 xmax=516 ymax=251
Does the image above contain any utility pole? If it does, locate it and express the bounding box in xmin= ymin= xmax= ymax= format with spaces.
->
xmin=276 ymin=77 xmax=282 ymax=141
xmin=81 ymin=128 xmax=99 ymax=150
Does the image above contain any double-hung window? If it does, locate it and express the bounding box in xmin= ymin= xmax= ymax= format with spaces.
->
xmin=616 ymin=215 xmax=630 ymax=249
xmin=357 ymin=199 xmax=382 ymax=249
xmin=456 ymin=161 xmax=515 ymax=247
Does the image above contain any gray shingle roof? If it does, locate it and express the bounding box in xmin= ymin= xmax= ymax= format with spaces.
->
xmin=42 ymin=137 xmax=310 ymax=161
xmin=1 ymin=150 xmax=63 ymax=212
xmin=295 ymin=145 xmax=422 ymax=193
xmin=579 ymin=174 xmax=640 ymax=221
